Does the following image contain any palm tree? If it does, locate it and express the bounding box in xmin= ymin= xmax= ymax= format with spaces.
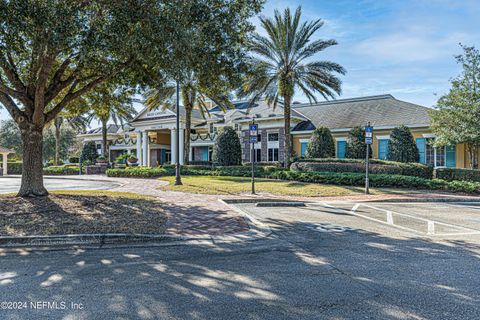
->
xmin=238 ymin=7 xmax=346 ymax=167
xmin=52 ymin=113 xmax=90 ymax=165
xmin=88 ymin=85 xmax=137 ymax=160
xmin=145 ymin=72 xmax=231 ymax=164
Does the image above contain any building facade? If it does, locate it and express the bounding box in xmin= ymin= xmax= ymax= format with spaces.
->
xmin=78 ymin=94 xmax=473 ymax=169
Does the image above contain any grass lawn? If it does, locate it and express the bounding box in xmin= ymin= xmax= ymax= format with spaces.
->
xmin=159 ymin=175 xmax=413 ymax=197
xmin=0 ymin=191 xmax=167 ymax=236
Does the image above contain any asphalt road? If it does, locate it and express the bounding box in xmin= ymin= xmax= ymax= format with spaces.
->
xmin=0 ymin=176 xmax=120 ymax=194
xmin=2 ymin=201 xmax=480 ymax=319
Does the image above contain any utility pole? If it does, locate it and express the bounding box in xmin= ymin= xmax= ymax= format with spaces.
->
xmin=174 ymin=80 xmax=182 ymax=185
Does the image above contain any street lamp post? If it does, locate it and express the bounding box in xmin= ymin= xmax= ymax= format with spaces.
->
xmin=174 ymin=80 xmax=183 ymax=186
xmin=249 ymin=119 xmax=258 ymax=195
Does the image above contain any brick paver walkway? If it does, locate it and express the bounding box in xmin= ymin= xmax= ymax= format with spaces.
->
xmin=70 ymin=175 xmax=249 ymax=236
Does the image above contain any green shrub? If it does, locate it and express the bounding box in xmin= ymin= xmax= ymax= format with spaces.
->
xmin=347 ymin=126 xmax=372 ymax=159
xmin=81 ymin=141 xmax=98 ymax=164
xmin=5 ymin=161 xmax=22 ymax=174
xmin=387 ymin=126 xmax=419 ymax=163
xmin=212 ymin=127 xmax=242 ymax=166
xmin=43 ymin=166 xmax=80 ymax=175
xmin=291 ymin=159 xmax=433 ymax=179
xmin=107 ymin=167 xmax=172 ymax=178
xmin=305 ymin=127 xmax=335 ymax=158
xmin=69 ymin=156 xmax=80 ymax=163
xmin=435 ymin=168 xmax=480 ymax=182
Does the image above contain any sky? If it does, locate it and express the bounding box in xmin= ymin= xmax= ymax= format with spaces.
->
xmin=1 ymin=0 xmax=480 ymax=122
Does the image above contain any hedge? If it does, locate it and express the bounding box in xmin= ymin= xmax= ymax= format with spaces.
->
xmin=435 ymin=168 xmax=480 ymax=182
xmin=291 ymin=159 xmax=433 ymax=179
xmin=43 ymin=166 xmax=82 ymax=175
xmin=105 ymin=165 xmax=480 ymax=193
xmin=4 ymin=162 xmax=22 ymax=174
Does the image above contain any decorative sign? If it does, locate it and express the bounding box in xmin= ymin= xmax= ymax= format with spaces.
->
xmin=249 ymin=123 xmax=258 ymax=143
xmin=365 ymin=125 xmax=373 ymax=144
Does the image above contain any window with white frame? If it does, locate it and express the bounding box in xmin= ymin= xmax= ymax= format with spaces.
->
xmin=268 ymin=133 xmax=279 ymax=141
xmin=268 ymin=148 xmax=279 ymax=161
xmin=426 ymin=138 xmax=446 ymax=167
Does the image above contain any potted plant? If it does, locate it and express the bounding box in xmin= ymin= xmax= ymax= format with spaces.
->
xmin=96 ymin=156 xmax=108 ymax=165
xmin=127 ymin=154 xmax=139 ymax=166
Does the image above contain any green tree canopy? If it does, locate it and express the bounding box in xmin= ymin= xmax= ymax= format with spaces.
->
xmin=80 ymin=141 xmax=98 ymax=165
xmin=305 ymin=127 xmax=335 ymax=158
xmin=237 ymin=7 xmax=345 ymax=167
xmin=430 ymin=45 xmax=480 ymax=168
xmin=347 ymin=126 xmax=371 ymax=159
xmin=387 ymin=126 xmax=419 ymax=163
xmin=212 ymin=127 xmax=242 ymax=166
xmin=0 ymin=0 xmax=263 ymax=196
xmin=0 ymin=119 xmax=22 ymax=157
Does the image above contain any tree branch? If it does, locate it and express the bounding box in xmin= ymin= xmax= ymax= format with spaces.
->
xmin=0 ymin=92 xmax=26 ymax=123
xmin=0 ymin=52 xmax=27 ymax=92
xmin=45 ymin=56 xmax=135 ymax=123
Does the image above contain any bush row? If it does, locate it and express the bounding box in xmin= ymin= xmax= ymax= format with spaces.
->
xmin=43 ymin=166 xmax=82 ymax=175
xmin=291 ymin=159 xmax=433 ymax=179
xmin=435 ymin=168 xmax=480 ymax=182
xmin=106 ymin=165 xmax=480 ymax=194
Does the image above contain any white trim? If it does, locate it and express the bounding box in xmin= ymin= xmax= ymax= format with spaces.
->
xmin=335 ymin=137 xmax=348 ymax=142
xmin=423 ymin=133 xmax=436 ymax=138
xmin=299 ymin=138 xmax=309 ymax=143
xmin=376 ymin=135 xmax=390 ymax=140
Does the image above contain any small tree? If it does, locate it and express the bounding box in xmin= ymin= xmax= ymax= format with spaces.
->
xmin=387 ymin=126 xmax=419 ymax=163
xmin=80 ymin=142 xmax=98 ymax=165
xmin=305 ymin=127 xmax=335 ymax=158
xmin=347 ymin=126 xmax=371 ymax=159
xmin=212 ymin=127 xmax=241 ymax=166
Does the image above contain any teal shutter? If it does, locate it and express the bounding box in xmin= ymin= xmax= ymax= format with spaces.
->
xmin=378 ymin=139 xmax=389 ymax=160
xmin=202 ymin=147 xmax=209 ymax=161
xmin=161 ymin=149 xmax=166 ymax=164
xmin=416 ymin=138 xmax=426 ymax=163
xmin=446 ymin=145 xmax=456 ymax=168
xmin=300 ymin=142 xmax=308 ymax=157
xmin=337 ymin=141 xmax=347 ymax=159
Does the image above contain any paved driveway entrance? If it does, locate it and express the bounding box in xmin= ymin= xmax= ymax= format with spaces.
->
xmin=0 ymin=176 xmax=120 ymax=194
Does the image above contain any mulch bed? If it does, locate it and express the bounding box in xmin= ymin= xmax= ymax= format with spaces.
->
xmin=0 ymin=194 xmax=167 ymax=236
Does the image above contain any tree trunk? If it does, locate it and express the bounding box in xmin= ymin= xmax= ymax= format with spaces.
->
xmin=54 ymin=116 xmax=62 ymax=165
xmin=102 ymin=119 xmax=108 ymax=160
xmin=283 ymin=95 xmax=292 ymax=168
xmin=184 ymin=106 xmax=192 ymax=164
xmin=18 ymin=125 xmax=48 ymax=197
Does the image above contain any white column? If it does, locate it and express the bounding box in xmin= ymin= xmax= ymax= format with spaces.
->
xmin=136 ymin=132 xmax=143 ymax=165
xmin=189 ymin=147 xmax=193 ymax=162
xmin=179 ymin=129 xmax=184 ymax=165
xmin=170 ymin=129 xmax=177 ymax=164
xmin=142 ymin=131 xmax=149 ymax=166
xmin=2 ymin=153 xmax=7 ymax=175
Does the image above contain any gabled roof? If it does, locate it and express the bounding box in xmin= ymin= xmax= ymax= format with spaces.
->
xmin=83 ymin=124 xmax=123 ymax=135
xmin=204 ymin=99 xmax=307 ymax=124
xmin=131 ymin=104 xmax=204 ymax=123
xmin=292 ymin=94 xmax=431 ymax=132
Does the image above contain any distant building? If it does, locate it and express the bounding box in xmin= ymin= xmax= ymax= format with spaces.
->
xmin=77 ymin=94 xmax=466 ymax=168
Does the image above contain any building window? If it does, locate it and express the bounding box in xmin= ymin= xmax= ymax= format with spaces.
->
xmin=417 ymin=138 xmax=456 ymax=168
xmin=268 ymin=148 xmax=279 ymax=161
xmin=234 ymin=124 xmax=240 ymax=131
xmin=209 ymin=123 xmax=214 ymax=134
xmin=96 ymin=143 xmax=102 ymax=150
xmin=268 ymin=133 xmax=279 ymax=142
xmin=378 ymin=139 xmax=389 ymax=160
xmin=257 ymin=134 xmax=261 ymax=142
xmin=254 ymin=149 xmax=262 ymax=162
